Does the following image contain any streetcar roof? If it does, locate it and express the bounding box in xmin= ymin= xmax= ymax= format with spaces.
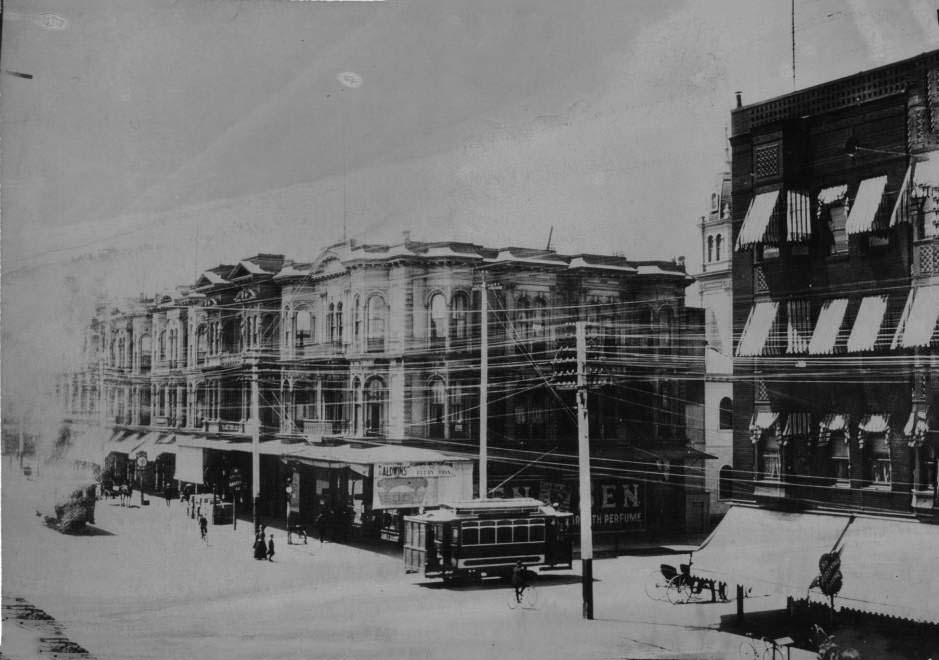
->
xmin=403 ymin=498 xmax=573 ymax=522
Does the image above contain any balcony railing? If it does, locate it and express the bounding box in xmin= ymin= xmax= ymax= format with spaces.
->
xmin=914 ymin=239 xmax=939 ymax=278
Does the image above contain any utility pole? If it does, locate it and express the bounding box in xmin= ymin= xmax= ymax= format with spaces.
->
xmin=479 ymin=271 xmax=488 ymax=499
xmin=249 ymin=362 xmax=261 ymax=528
xmin=576 ymin=321 xmax=594 ymax=620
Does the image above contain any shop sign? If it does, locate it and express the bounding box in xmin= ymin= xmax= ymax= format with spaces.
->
xmin=571 ymin=480 xmax=645 ymax=532
xmin=376 ymin=463 xmax=455 ymax=479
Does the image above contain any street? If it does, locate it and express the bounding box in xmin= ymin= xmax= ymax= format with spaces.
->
xmin=2 ymin=467 xmax=811 ymax=660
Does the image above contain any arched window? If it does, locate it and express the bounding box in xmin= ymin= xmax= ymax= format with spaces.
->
xmin=715 ymin=234 xmax=723 ymax=261
xmin=367 ymin=295 xmax=387 ymax=351
xmin=719 ymin=465 xmax=733 ymax=500
xmin=364 ymin=377 xmax=386 ymax=436
xmin=336 ymin=302 xmax=344 ymax=343
xmin=328 ymin=303 xmax=336 ymax=342
xmin=430 ymin=293 xmax=448 ymax=341
xmin=719 ymin=397 xmax=733 ymax=430
xmin=353 ymin=296 xmax=361 ymax=344
xmin=196 ymin=325 xmax=208 ymax=361
xmin=351 ymin=377 xmax=362 ymax=435
xmin=451 ymin=292 xmax=468 ymax=340
xmin=707 ymin=235 xmax=714 ymax=263
xmin=296 ymin=309 xmax=313 ymax=348
xmin=158 ymin=330 xmax=167 ymax=361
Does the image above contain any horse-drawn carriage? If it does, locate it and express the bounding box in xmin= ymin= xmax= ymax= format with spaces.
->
xmin=643 ymin=559 xmax=728 ymax=604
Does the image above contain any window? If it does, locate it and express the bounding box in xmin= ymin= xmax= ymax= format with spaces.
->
xmin=462 ymin=524 xmax=479 ymax=545
xmin=829 ymin=204 xmax=849 ymax=255
xmin=328 ymin=304 xmax=336 ymax=342
xmin=786 ymin=300 xmax=811 ymax=354
xmin=496 ymin=523 xmax=512 ymax=544
xmin=867 ymin=435 xmax=891 ymax=485
xmin=831 ymin=438 xmax=850 ymax=483
xmin=532 ymin=298 xmax=547 ymax=340
xmin=364 ymin=377 xmax=386 ymax=435
xmin=353 ymin=296 xmax=361 ymax=345
xmin=428 ymin=379 xmax=446 ymax=437
xmin=196 ymin=325 xmax=208 ymax=362
xmin=367 ymin=295 xmax=387 ymax=351
xmin=451 ymin=293 xmax=468 ymax=340
xmin=707 ymin=235 xmax=714 ymax=262
xmin=715 ymin=234 xmax=722 ymax=261
xmin=719 ymin=465 xmax=733 ymax=500
xmin=296 ymin=309 xmax=313 ymax=348
xmin=479 ymin=521 xmax=495 ymax=544
xmin=429 ymin=293 xmax=448 ymax=341
xmin=719 ymin=397 xmax=733 ymax=430
xmin=515 ymin=297 xmax=531 ymax=340
xmin=760 ymin=432 xmax=781 ymax=481
xmin=158 ymin=330 xmax=167 ymax=361
xmin=336 ymin=303 xmax=344 ymax=343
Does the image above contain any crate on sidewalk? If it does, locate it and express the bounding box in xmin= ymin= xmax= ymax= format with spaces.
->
xmin=212 ymin=502 xmax=233 ymax=525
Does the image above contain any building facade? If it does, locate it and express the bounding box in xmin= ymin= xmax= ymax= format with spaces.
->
xmin=57 ymin=238 xmax=708 ymax=547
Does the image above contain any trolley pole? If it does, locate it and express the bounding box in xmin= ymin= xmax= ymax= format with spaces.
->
xmin=576 ymin=321 xmax=594 ymax=619
xmin=478 ymin=271 xmax=488 ymax=499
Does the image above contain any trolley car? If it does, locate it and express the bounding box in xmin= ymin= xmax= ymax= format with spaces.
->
xmin=403 ymin=498 xmax=573 ymax=581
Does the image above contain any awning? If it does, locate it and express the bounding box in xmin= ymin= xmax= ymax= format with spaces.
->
xmin=152 ymin=434 xmax=177 ymax=457
xmin=903 ymin=406 xmax=929 ymax=447
xmin=858 ymin=414 xmax=890 ymax=434
xmin=736 ymin=190 xmax=780 ymax=250
xmin=128 ymin=432 xmax=163 ymax=459
xmin=736 ymin=301 xmax=779 ymax=357
xmin=892 ymin=285 xmax=939 ymax=349
xmin=913 ymin=154 xmax=939 ymax=193
xmin=847 ymin=295 xmax=888 ymax=352
xmin=781 ymin=412 xmax=812 ymax=438
xmin=103 ymin=431 xmax=143 ymax=455
xmin=808 ymin=299 xmax=849 ymax=354
xmin=809 ymin=516 xmax=939 ymax=624
xmin=846 ymin=175 xmax=888 ymax=235
xmin=691 ymin=506 xmax=852 ymax=594
xmin=819 ymin=414 xmax=848 ymax=432
xmin=817 ymin=185 xmax=848 ymax=206
xmin=889 ymin=164 xmax=913 ymax=227
xmin=283 ymin=443 xmax=471 ymax=469
xmin=749 ymin=411 xmax=779 ymax=443
xmin=786 ymin=190 xmax=812 ymax=242
xmin=175 ymin=436 xmax=247 ymax=450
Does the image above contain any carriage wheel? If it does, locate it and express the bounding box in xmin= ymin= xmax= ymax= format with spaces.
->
xmin=643 ymin=569 xmax=668 ymax=601
xmin=665 ymin=576 xmax=692 ymax=605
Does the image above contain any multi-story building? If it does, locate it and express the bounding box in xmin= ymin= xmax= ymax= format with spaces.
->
xmin=56 ymin=238 xmax=708 ymax=549
xmin=696 ymin=159 xmax=734 ymax=522
xmin=693 ymin=50 xmax=939 ymax=626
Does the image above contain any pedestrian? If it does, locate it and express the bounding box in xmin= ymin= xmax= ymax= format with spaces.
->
xmin=119 ymin=483 xmax=128 ymax=507
xmin=164 ymin=484 xmax=173 ymax=507
xmin=315 ymin=511 xmax=327 ymax=543
xmin=267 ymin=534 xmax=275 ymax=562
xmin=199 ymin=513 xmax=208 ymax=544
xmin=254 ymin=535 xmax=267 ymax=560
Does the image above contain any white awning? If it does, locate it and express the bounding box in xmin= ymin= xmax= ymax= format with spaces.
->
xmin=892 ymin=285 xmax=939 ymax=349
xmin=781 ymin=412 xmax=812 ymax=438
xmin=819 ymin=414 xmax=848 ymax=432
xmin=692 ymin=506 xmax=852 ymax=595
xmin=736 ymin=191 xmax=780 ymax=250
xmin=889 ymin=165 xmax=913 ymax=226
xmin=913 ymin=154 xmax=939 ymax=192
xmin=809 ymin=516 xmax=939 ymax=624
xmin=858 ymin=414 xmax=890 ymax=434
xmin=847 ymin=295 xmax=888 ymax=352
xmin=817 ymin=185 xmax=848 ymax=206
xmin=736 ymin=301 xmax=779 ymax=357
xmin=808 ymin=299 xmax=849 ymax=355
xmin=846 ymin=175 xmax=888 ymax=235
xmin=749 ymin=411 xmax=779 ymax=431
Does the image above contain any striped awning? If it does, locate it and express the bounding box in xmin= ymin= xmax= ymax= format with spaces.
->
xmin=736 ymin=191 xmax=780 ymax=250
xmin=847 ymin=295 xmax=888 ymax=352
xmin=817 ymin=185 xmax=848 ymax=208
xmin=782 ymin=412 xmax=812 ymax=437
xmin=846 ymin=176 xmax=888 ymax=235
xmin=736 ymin=301 xmax=779 ymax=357
xmin=819 ymin=414 xmax=848 ymax=432
xmin=904 ymin=407 xmax=930 ymax=447
xmin=889 ymin=165 xmax=913 ymax=227
xmin=859 ymin=414 xmax=890 ymax=434
xmin=749 ymin=411 xmax=780 ymax=443
xmin=786 ymin=191 xmax=812 ymax=242
xmin=808 ymin=298 xmax=849 ymax=354
xmin=913 ymin=154 xmax=939 ymax=193
xmin=892 ymin=285 xmax=939 ymax=349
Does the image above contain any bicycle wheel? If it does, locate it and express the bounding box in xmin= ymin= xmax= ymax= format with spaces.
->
xmin=665 ymin=576 xmax=691 ymax=605
xmin=520 ymin=586 xmax=537 ymax=609
xmin=737 ymin=639 xmax=760 ymax=659
xmin=643 ymin=569 xmax=668 ymax=602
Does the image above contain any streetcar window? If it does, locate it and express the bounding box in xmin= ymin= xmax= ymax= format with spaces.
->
xmin=514 ymin=524 xmax=529 ymax=542
xmin=462 ymin=527 xmax=478 ymax=545
xmin=417 ymin=524 xmax=425 ymax=548
xmin=497 ymin=523 xmax=512 ymax=544
xmin=530 ymin=524 xmax=545 ymax=541
xmin=479 ymin=522 xmax=495 ymax=544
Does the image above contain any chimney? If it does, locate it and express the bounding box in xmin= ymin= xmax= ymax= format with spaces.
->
xmin=735 ymin=91 xmax=742 ymax=108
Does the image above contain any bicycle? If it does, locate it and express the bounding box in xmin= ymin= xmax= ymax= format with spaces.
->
xmin=507 ymin=584 xmax=538 ymax=610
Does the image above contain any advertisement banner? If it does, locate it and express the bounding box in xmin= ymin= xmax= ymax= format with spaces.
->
xmin=571 ymin=480 xmax=645 ymax=532
xmin=372 ymin=462 xmax=473 ymax=510
xmin=175 ymin=446 xmax=204 ymax=485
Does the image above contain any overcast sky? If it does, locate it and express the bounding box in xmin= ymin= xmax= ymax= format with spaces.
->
xmin=2 ymin=0 xmax=938 ymax=413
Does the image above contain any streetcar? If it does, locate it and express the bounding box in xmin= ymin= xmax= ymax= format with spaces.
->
xmin=403 ymin=497 xmax=573 ymax=581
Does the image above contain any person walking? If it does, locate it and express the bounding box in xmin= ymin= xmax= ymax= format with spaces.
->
xmin=267 ymin=534 xmax=275 ymax=562
xmin=199 ymin=513 xmax=208 ymax=544
xmin=163 ymin=484 xmax=173 ymax=507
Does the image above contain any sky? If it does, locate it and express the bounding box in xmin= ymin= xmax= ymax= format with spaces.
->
xmin=2 ymin=0 xmax=939 ymax=416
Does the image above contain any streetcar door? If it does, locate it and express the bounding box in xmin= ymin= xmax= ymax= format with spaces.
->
xmin=403 ymin=519 xmax=425 ymax=573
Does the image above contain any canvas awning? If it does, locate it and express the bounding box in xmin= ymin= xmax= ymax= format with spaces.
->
xmin=903 ymin=406 xmax=929 ymax=447
xmin=781 ymin=412 xmax=812 ymax=438
xmin=808 ymin=516 xmax=939 ymax=624
xmin=736 ymin=301 xmax=779 ymax=357
xmin=846 ymin=175 xmax=888 ymax=235
xmin=913 ymin=154 xmax=939 ymax=192
xmin=749 ymin=411 xmax=780 ymax=444
xmin=819 ymin=414 xmax=848 ymax=432
xmin=892 ymin=285 xmax=939 ymax=349
xmin=691 ymin=506 xmax=852 ymax=595
xmin=808 ymin=299 xmax=849 ymax=354
xmin=858 ymin=414 xmax=890 ymax=434
xmin=127 ymin=432 xmax=163 ymax=459
xmin=736 ymin=191 xmax=780 ymax=250
xmin=847 ymin=295 xmax=888 ymax=352
xmin=889 ymin=164 xmax=913 ymax=226
xmin=103 ymin=431 xmax=143 ymax=455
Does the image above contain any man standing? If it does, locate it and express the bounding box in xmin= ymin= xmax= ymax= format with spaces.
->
xmin=267 ymin=534 xmax=275 ymax=562
xmin=199 ymin=513 xmax=208 ymax=544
